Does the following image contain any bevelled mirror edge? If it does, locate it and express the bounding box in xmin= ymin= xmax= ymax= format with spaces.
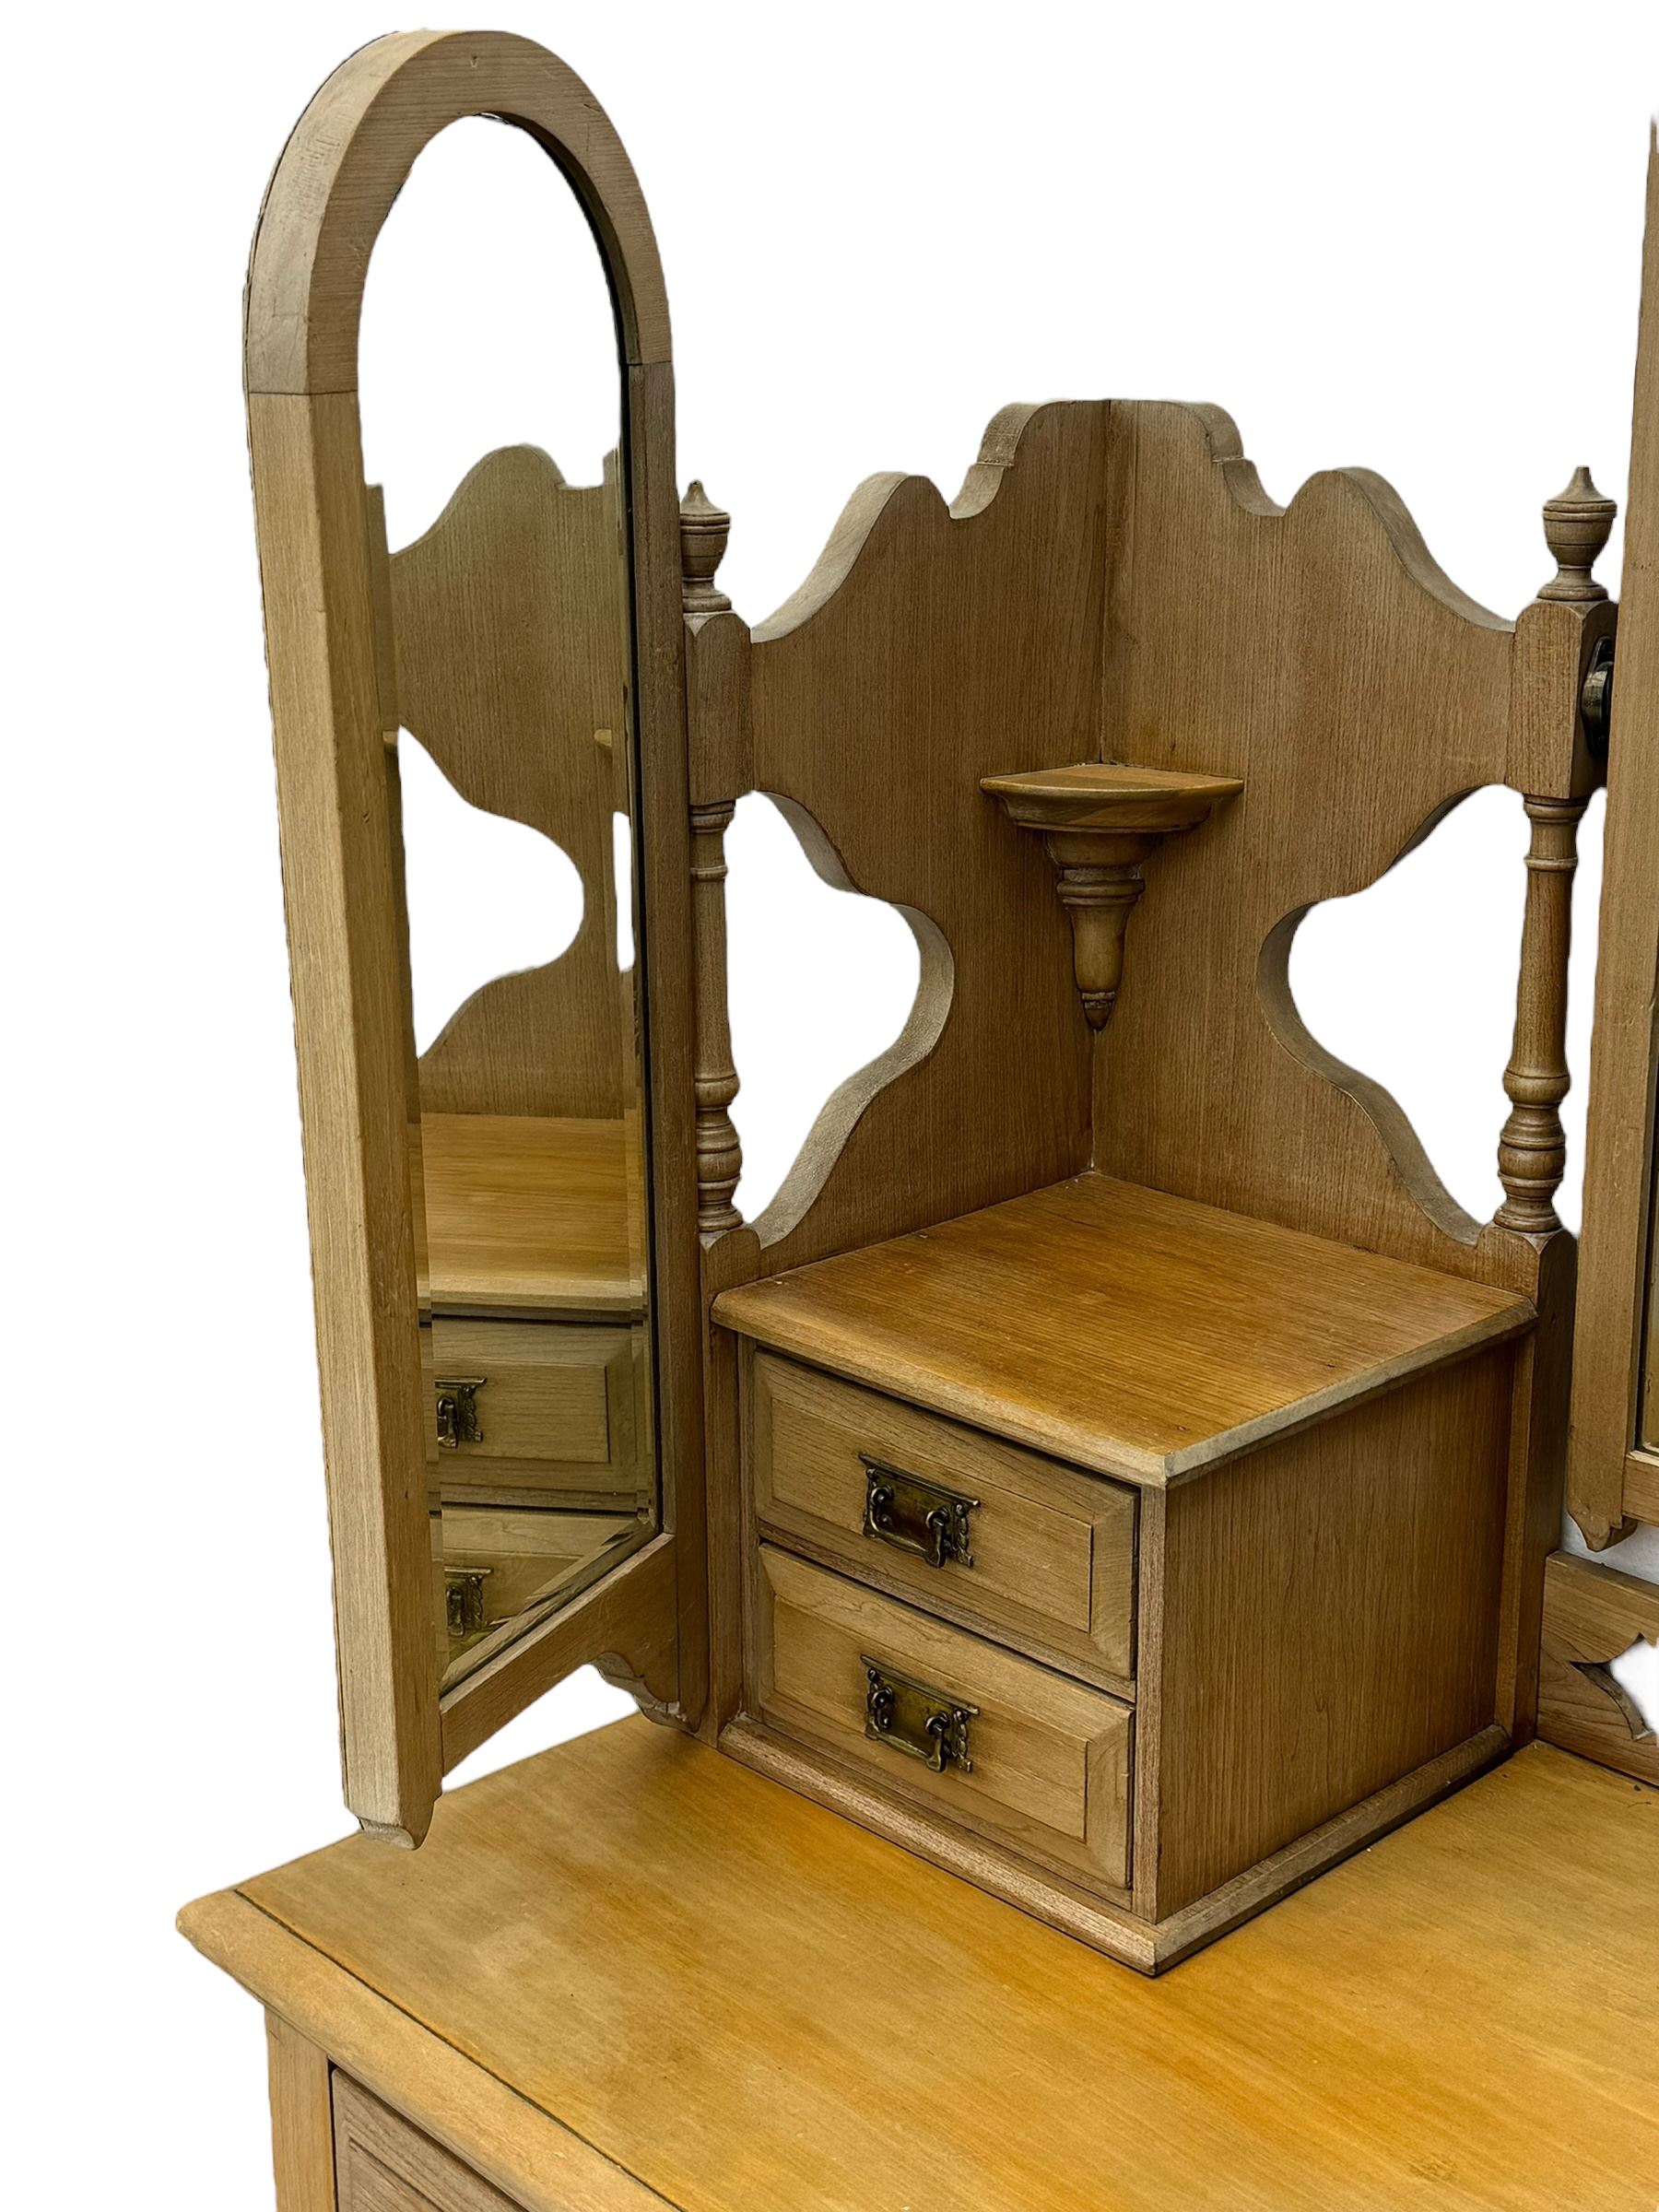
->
xmin=244 ymin=29 xmax=705 ymax=1846
xmin=1568 ymin=125 xmax=1659 ymax=1557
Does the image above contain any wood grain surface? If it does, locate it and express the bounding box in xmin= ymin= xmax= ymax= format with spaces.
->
xmin=248 ymin=386 xmax=441 ymax=1844
xmin=245 ymin=31 xmax=708 ymax=1788
xmin=693 ymin=402 xmax=1108 ymax=1270
xmin=417 ymin=1114 xmax=642 ymax=1318
xmin=1150 ymin=1348 xmax=1512 ymax=1912
xmin=749 ymin=1349 xmax=1136 ymax=1683
xmin=391 ymin=448 xmax=637 ymax=1124
xmin=266 ymin=2013 xmax=338 ymax=2212
xmin=754 ymin=1546 xmax=1132 ymax=1890
xmin=334 ymin=2077 xmax=527 ymax=2212
xmin=716 ymin=1172 xmax=1531 ymax=1484
xmin=184 ymin=1722 xmax=1658 ymax=2212
xmin=1092 ymin=401 xmax=1547 ymax=1280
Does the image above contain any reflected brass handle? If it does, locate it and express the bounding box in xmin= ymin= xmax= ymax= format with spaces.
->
xmin=861 ymin=1455 xmax=978 ymax=1570
xmin=435 ymin=1377 xmax=486 ymax=1450
xmin=444 ymin=1564 xmax=492 ymax=1638
xmin=863 ymin=1657 xmax=976 ymax=1774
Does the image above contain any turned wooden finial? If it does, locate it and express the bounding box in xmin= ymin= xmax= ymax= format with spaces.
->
xmin=680 ymin=481 xmax=732 ymax=614
xmin=1537 ymin=467 xmax=1616 ymax=603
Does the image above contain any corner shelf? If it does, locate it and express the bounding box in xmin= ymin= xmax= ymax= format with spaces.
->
xmin=981 ymin=762 xmax=1242 ymax=1028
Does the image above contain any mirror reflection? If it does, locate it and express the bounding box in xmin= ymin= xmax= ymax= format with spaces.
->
xmin=400 ymin=446 xmax=653 ymax=1688
xmin=363 ymin=118 xmax=653 ymax=1689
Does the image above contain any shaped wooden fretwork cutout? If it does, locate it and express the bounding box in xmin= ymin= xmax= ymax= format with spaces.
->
xmin=1582 ymin=1638 xmax=1659 ymax=1743
xmin=1539 ymin=1554 xmax=1659 ymax=1785
xmin=724 ymin=792 xmax=952 ymax=1241
xmin=388 ymin=444 xmax=636 ymax=1122
xmin=398 ymin=731 xmax=584 ymax=1055
xmin=1265 ymin=787 xmax=1547 ymax=1240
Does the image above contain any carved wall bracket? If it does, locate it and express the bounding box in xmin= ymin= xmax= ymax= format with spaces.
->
xmin=981 ymin=763 xmax=1243 ymax=1029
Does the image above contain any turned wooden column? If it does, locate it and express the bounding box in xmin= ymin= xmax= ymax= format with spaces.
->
xmin=689 ymin=796 xmax=743 ymax=1234
xmin=1494 ymin=468 xmax=1614 ymax=1236
xmin=1495 ymin=793 xmax=1588 ymax=1234
xmin=681 ymin=484 xmax=744 ymax=1235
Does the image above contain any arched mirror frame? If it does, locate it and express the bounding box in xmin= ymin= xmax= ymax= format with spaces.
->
xmin=245 ymin=29 xmax=704 ymax=1845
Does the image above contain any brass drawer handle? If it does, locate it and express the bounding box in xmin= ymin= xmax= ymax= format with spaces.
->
xmin=863 ymin=1657 xmax=977 ymax=1774
xmin=861 ymin=1455 xmax=979 ymax=1570
xmin=444 ymin=1564 xmax=492 ymax=1638
xmin=435 ymin=1377 xmax=486 ymax=1450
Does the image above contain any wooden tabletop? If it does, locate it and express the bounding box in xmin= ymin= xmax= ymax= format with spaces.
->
xmin=182 ymin=1727 xmax=1656 ymax=2212
xmin=415 ymin=1112 xmax=645 ymax=1318
xmin=714 ymin=1172 xmax=1532 ymax=1484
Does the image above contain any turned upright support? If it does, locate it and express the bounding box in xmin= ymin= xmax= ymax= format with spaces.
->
xmin=1495 ymin=794 xmax=1587 ymax=1234
xmin=1494 ymin=469 xmax=1615 ymax=1236
xmin=689 ymin=798 xmax=743 ymax=1233
xmin=681 ymin=484 xmax=744 ymax=1236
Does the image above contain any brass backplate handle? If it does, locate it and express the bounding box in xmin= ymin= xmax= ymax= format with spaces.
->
xmin=444 ymin=1564 xmax=492 ymax=1639
xmin=435 ymin=1377 xmax=486 ymax=1450
xmin=861 ymin=1455 xmax=979 ymax=1571
xmin=863 ymin=1657 xmax=977 ymax=1774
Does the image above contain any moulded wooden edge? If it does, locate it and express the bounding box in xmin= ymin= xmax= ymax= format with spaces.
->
xmin=1183 ymin=400 xmax=1513 ymax=635
xmin=246 ymin=30 xmax=672 ymax=394
xmin=1625 ymin=1451 xmax=1659 ymax=1525
xmin=176 ymin=1889 xmax=669 ymax=2212
xmin=748 ymin=400 xmax=1059 ymax=644
xmin=717 ymin=1718 xmax=1511 ymax=1974
xmin=1150 ymin=1724 xmax=1512 ymax=1968
xmin=712 ymin=1296 xmax=1535 ymax=1490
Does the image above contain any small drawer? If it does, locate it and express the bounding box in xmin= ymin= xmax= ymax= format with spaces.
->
xmin=334 ymin=2076 xmax=525 ymax=2212
xmin=756 ymin=1546 xmax=1132 ymax=1892
xmin=751 ymin=1352 xmax=1135 ymax=1681
xmin=429 ymin=1317 xmax=645 ymax=1505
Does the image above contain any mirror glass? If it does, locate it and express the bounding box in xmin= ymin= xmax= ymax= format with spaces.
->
xmin=361 ymin=117 xmax=655 ymax=1688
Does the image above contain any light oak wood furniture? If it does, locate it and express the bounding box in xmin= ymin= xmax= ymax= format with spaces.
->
xmin=418 ymin=1114 xmax=651 ymax=1669
xmin=186 ymin=27 xmax=1658 ymax=2206
xmin=180 ymin=1724 xmax=1658 ymax=2212
xmin=718 ymin=1174 xmax=1530 ymax=1960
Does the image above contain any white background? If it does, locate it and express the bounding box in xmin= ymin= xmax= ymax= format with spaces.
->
xmin=7 ymin=4 xmax=1659 ymax=2202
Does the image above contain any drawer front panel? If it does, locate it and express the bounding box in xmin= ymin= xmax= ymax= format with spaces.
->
xmin=752 ymin=1352 xmax=1135 ymax=1680
xmin=756 ymin=1545 xmax=1131 ymax=1891
xmin=334 ymin=2077 xmax=526 ymax=2212
xmin=431 ymin=1318 xmax=616 ymax=1463
xmin=429 ymin=1318 xmax=645 ymax=1506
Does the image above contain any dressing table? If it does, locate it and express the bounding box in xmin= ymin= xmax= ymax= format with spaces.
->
xmin=182 ymin=29 xmax=1659 ymax=2206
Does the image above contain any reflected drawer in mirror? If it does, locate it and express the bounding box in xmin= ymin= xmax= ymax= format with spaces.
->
xmin=756 ymin=1546 xmax=1132 ymax=1892
xmin=430 ymin=1317 xmax=646 ymax=1505
xmin=751 ymin=1352 xmax=1135 ymax=1684
xmin=429 ymin=1315 xmax=654 ymax=1680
